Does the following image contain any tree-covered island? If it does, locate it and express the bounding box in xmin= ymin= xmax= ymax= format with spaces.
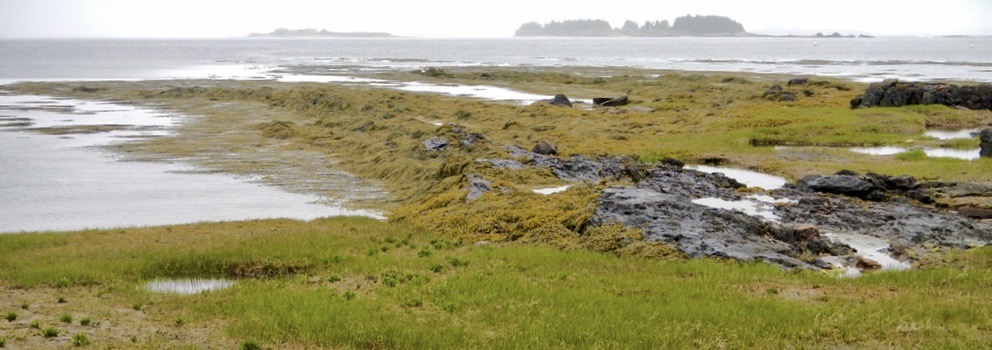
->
xmin=515 ymin=15 xmax=747 ymax=37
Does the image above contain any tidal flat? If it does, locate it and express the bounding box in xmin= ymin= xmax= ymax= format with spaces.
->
xmin=3 ymin=67 xmax=992 ymax=348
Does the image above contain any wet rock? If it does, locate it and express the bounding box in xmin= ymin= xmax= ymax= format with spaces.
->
xmin=591 ymin=163 xmax=992 ymax=270
xmin=597 ymin=96 xmax=629 ymax=107
xmin=532 ymin=140 xmax=558 ymax=155
xmin=980 ymin=129 xmax=992 ymax=158
xmin=549 ymin=94 xmax=573 ymax=107
xmin=422 ymin=137 xmax=449 ymax=152
xmin=465 ymin=173 xmax=492 ymax=201
xmin=852 ymin=81 xmax=992 ymax=110
xmin=856 ymin=257 xmax=882 ymax=271
xmin=497 ymin=145 xmax=639 ymax=183
xmin=798 ymin=175 xmax=880 ymax=199
xmin=787 ymin=78 xmax=808 ymax=86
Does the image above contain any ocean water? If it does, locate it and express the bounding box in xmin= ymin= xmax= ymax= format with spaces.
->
xmin=1 ymin=37 xmax=991 ymax=83
xmin=1 ymin=37 xmax=990 ymax=233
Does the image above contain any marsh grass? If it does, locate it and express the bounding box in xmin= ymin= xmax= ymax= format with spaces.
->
xmin=1 ymin=219 xmax=991 ymax=348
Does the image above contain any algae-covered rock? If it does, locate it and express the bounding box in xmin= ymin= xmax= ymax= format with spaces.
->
xmin=549 ymin=94 xmax=572 ymax=107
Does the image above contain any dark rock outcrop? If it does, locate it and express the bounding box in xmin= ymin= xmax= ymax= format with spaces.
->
xmin=787 ymin=78 xmax=808 ymax=86
xmin=594 ymin=96 xmax=629 ymax=107
xmin=763 ymin=85 xmax=798 ymax=102
xmin=483 ymin=145 xmax=640 ymax=183
xmin=591 ymin=165 xmax=992 ymax=269
xmin=549 ymin=94 xmax=573 ymax=107
xmin=980 ymin=129 xmax=992 ymax=158
xmin=852 ymin=80 xmax=992 ymax=110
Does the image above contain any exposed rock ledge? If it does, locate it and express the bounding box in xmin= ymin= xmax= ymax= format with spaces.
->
xmin=478 ymin=145 xmax=991 ymax=270
xmin=851 ymin=80 xmax=992 ymax=110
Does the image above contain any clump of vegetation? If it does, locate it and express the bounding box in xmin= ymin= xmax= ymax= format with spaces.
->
xmin=71 ymin=333 xmax=91 ymax=347
xmin=57 ymin=296 xmax=67 ymax=304
xmin=29 ymin=320 xmax=40 ymax=329
xmin=60 ymin=314 xmax=73 ymax=324
xmin=240 ymin=339 xmax=261 ymax=350
xmin=80 ymin=318 xmax=91 ymax=326
xmin=43 ymin=327 xmax=60 ymax=338
xmin=4 ymin=312 xmax=15 ymax=322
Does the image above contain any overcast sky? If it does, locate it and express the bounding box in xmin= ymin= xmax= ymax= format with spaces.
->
xmin=1 ymin=0 xmax=990 ymax=38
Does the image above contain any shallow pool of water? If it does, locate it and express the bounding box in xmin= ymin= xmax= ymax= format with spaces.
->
xmin=691 ymin=195 xmax=794 ymax=223
xmin=0 ymin=95 xmax=381 ymax=233
xmin=849 ymin=146 xmax=981 ymax=160
xmin=685 ymin=165 xmax=788 ymax=190
xmin=532 ymin=185 xmax=571 ymax=195
xmin=145 ymin=279 xmax=234 ymax=294
xmin=822 ymin=232 xmax=911 ymax=277
xmin=924 ymin=128 xmax=983 ymax=140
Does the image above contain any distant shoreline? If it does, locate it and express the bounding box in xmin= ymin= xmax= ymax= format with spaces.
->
xmin=249 ymin=28 xmax=392 ymax=38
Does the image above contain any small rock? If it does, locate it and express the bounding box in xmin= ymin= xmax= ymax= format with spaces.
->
xmin=549 ymin=94 xmax=572 ymax=107
xmin=466 ymin=173 xmax=492 ymax=201
xmin=980 ymin=129 xmax=992 ymax=158
xmin=792 ymin=224 xmax=821 ymax=241
xmin=532 ymin=140 xmax=558 ymax=155
xmin=856 ymin=257 xmax=883 ymax=271
xmin=422 ymin=137 xmax=448 ymax=152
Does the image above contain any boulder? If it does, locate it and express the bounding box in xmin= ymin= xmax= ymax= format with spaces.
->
xmin=549 ymin=94 xmax=572 ymax=107
xmin=422 ymin=137 xmax=448 ymax=152
xmin=763 ymin=85 xmax=798 ymax=102
xmin=856 ymin=257 xmax=882 ymax=271
xmin=787 ymin=78 xmax=808 ymax=86
xmin=532 ymin=140 xmax=558 ymax=155
xmin=980 ymin=129 xmax=992 ymax=158
xmin=599 ymin=96 xmax=629 ymax=107
xmin=465 ymin=173 xmax=492 ymax=201
xmin=798 ymin=175 xmax=881 ymax=199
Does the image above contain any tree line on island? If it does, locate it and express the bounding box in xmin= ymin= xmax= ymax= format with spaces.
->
xmin=515 ymin=15 xmax=747 ymax=37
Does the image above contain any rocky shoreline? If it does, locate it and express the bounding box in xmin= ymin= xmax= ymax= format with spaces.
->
xmin=477 ymin=140 xmax=992 ymax=273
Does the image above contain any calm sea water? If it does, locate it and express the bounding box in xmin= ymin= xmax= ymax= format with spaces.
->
xmin=1 ymin=37 xmax=990 ymax=233
xmin=1 ymin=37 xmax=991 ymax=83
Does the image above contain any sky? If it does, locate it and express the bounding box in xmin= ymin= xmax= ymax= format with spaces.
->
xmin=1 ymin=0 xmax=990 ymax=38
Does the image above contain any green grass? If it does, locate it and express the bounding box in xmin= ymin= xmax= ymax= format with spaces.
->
xmin=71 ymin=333 xmax=91 ymax=347
xmin=42 ymin=326 xmax=60 ymax=338
xmin=1 ymin=219 xmax=991 ymax=348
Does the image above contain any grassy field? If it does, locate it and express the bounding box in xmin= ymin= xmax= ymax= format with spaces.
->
xmin=4 ymin=68 xmax=992 ymax=348
xmin=2 ymin=218 xmax=992 ymax=349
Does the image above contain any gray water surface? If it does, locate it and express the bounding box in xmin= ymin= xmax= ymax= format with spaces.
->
xmin=0 ymin=95 xmax=380 ymax=233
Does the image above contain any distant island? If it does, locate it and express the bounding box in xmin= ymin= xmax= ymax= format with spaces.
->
xmin=249 ymin=28 xmax=392 ymax=38
xmin=515 ymin=15 xmax=747 ymax=37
